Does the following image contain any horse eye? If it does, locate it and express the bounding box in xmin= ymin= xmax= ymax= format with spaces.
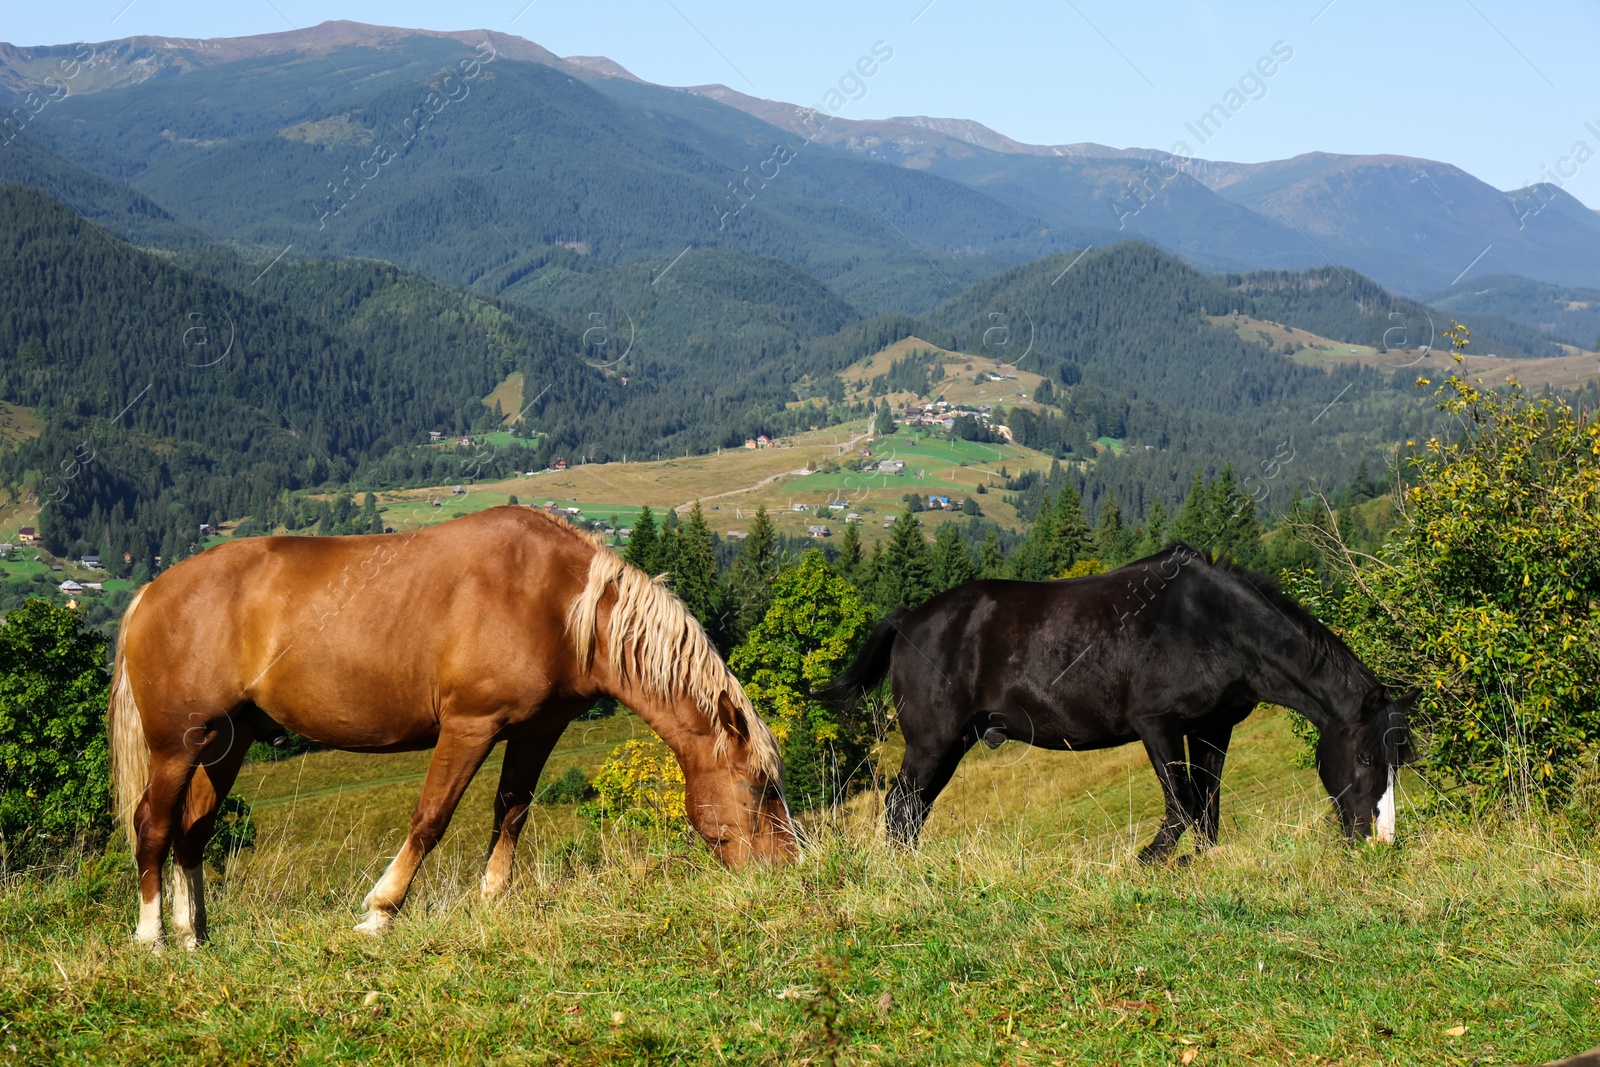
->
xmin=1358 ymin=752 xmax=1374 ymax=766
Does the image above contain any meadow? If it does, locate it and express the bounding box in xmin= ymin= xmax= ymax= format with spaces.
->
xmin=2 ymin=709 xmax=1597 ymax=1065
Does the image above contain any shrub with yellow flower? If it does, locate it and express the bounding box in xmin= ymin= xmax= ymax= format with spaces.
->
xmin=588 ymin=738 xmax=686 ymax=832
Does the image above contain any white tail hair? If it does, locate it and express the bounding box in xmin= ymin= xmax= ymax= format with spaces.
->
xmin=107 ymin=586 xmax=150 ymax=851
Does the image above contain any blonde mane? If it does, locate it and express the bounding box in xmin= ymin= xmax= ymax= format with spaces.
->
xmin=562 ymin=520 xmax=781 ymax=781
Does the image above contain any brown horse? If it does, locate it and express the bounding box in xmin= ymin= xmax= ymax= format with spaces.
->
xmin=107 ymin=506 xmax=795 ymax=950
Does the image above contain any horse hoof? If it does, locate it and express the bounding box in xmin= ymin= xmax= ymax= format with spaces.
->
xmin=353 ymin=913 xmax=391 ymax=936
xmin=1173 ymin=853 xmax=1194 ymax=868
xmin=177 ymin=934 xmax=202 ymax=952
xmin=1136 ymin=848 xmax=1172 ymax=866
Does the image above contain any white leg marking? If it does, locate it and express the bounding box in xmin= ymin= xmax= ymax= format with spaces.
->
xmin=134 ymin=890 xmax=164 ymax=949
xmin=481 ymin=844 xmax=513 ymax=899
xmin=357 ymin=844 xmax=416 ymax=933
xmin=1374 ymin=768 xmax=1396 ymax=844
xmin=170 ymin=864 xmax=206 ymax=951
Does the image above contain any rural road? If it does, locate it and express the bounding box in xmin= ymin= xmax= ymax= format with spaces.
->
xmin=673 ymin=431 xmax=873 ymax=513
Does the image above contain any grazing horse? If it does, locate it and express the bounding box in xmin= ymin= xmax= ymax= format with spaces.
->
xmin=108 ymin=506 xmax=795 ymax=950
xmin=817 ymin=544 xmax=1413 ymax=857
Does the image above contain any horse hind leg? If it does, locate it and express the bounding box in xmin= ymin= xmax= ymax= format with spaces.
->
xmin=481 ymin=730 xmax=563 ymax=900
xmin=885 ymin=719 xmax=976 ymax=847
xmin=1137 ymin=726 xmax=1199 ymax=865
xmin=169 ymin=717 xmax=253 ymax=950
xmin=132 ymin=748 xmax=202 ymax=951
xmin=1186 ymin=719 xmax=1236 ymax=853
xmin=357 ymin=721 xmax=497 ymax=934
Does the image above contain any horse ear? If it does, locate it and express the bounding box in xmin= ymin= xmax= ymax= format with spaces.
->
xmin=1386 ymin=689 xmax=1419 ymax=766
xmin=712 ymin=692 xmax=750 ymax=745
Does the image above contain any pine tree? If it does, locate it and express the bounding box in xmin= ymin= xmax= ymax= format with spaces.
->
xmin=1169 ymin=472 xmax=1212 ymax=550
xmin=874 ymin=400 xmax=895 ymax=436
xmin=977 ymin=527 xmax=1006 ymax=578
xmin=1049 ymin=482 xmax=1092 ymax=570
xmin=1139 ymin=498 xmax=1169 ymax=556
xmin=930 ymin=522 xmax=976 ymax=592
xmin=1211 ymin=465 xmax=1264 ymax=567
xmin=361 ymin=492 xmax=381 ymax=533
xmin=726 ymin=505 xmax=780 ymax=647
xmin=1094 ymin=492 xmax=1136 ymax=569
xmin=670 ymin=502 xmax=722 ymax=642
xmin=657 ymin=509 xmax=681 ymax=576
xmin=834 ymin=519 xmax=862 ymax=584
xmin=625 ymin=505 xmax=660 ymax=573
xmin=877 ymin=506 xmax=934 ymax=609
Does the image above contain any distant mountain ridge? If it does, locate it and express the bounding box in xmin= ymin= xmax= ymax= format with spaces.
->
xmin=3 ymin=20 xmax=1597 ymax=302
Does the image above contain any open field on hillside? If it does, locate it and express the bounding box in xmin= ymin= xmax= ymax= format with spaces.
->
xmin=2 ymin=709 xmax=1597 ymax=1065
xmin=1214 ymin=315 xmax=1600 ymax=390
xmin=0 ymin=401 xmax=41 ymax=444
xmin=835 ymin=336 xmax=1051 ymax=413
xmin=375 ymin=420 xmax=1057 ymax=548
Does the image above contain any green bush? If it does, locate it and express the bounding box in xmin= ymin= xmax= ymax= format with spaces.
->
xmin=729 ymin=551 xmax=877 ymax=811
xmin=536 ymin=765 xmax=594 ymax=805
xmin=1299 ymin=355 xmax=1600 ymax=808
xmin=0 ymin=599 xmax=112 ymax=868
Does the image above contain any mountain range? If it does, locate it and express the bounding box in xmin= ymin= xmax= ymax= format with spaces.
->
xmin=0 ymin=20 xmax=1596 ymax=569
xmin=2 ymin=21 xmax=1597 ymax=313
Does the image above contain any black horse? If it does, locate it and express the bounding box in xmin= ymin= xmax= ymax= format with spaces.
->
xmin=817 ymin=544 xmax=1414 ymax=859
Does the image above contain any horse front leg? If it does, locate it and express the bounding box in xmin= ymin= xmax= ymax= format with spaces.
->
xmin=1137 ymin=725 xmax=1198 ymax=865
xmin=357 ymin=721 xmax=497 ymax=934
xmin=481 ymin=729 xmax=563 ymax=900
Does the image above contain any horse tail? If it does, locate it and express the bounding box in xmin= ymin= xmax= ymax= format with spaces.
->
xmin=814 ymin=606 xmax=907 ymax=710
xmin=108 ymin=587 xmax=151 ymax=852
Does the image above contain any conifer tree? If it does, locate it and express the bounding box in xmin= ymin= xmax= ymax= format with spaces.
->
xmin=834 ymin=519 xmax=863 ymax=583
xmin=1094 ymin=492 xmax=1137 ymax=568
xmin=876 ymin=506 xmax=934 ymax=609
xmin=726 ymin=505 xmax=780 ymax=647
xmin=976 ymin=527 xmax=1007 ymax=578
xmin=625 ymin=505 xmax=660 ymax=573
xmin=874 ymin=400 xmax=896 ymax=436
xmin=930 ymin=522 xmax=976 ymax=592
xmin=670 ymin=502 xmax=722 ymax=641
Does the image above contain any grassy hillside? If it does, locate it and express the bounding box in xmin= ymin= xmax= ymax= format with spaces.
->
xmin=2 ymin=708 xmax=1596 ymax=1064
xmin=371 ymin=418 xmax=1053 ymax=548
xmin=1212 ymin=314 xmax=1599 ymax=390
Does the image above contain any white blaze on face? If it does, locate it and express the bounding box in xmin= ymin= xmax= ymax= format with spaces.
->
xmin=1374 ymin=767 xmax=1396 ymax=844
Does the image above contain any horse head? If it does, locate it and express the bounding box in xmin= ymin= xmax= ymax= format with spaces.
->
xmin=681 ymin=691 xmax=798 ymax=868
xmin=1316 ymin=687 xmax=1416 ymax=843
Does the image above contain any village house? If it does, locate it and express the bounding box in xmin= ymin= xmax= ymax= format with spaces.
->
xmin=791 ymin=503 xmax=808 ymax=512
xmin=58 ymin=579 xmax=83 ymax=595
xmin=550 ymin=457 xmax=568 ymax=471
xmin=17 ymin=527 xmax=38 ymax=544
xmin=429 ymin=430 xmax=444 ymax=442
xmin=80 ymin=554 xmax=102 ymax=569
xmin=928 ymin=496 xmax=951 ymax=509
xmin=806 ymin=524 xmax=831 ymax=538
xmin=877 ymin=460 xmax=906 ymax=475
xmin=725 ymin=530 xmax=748 ymax=541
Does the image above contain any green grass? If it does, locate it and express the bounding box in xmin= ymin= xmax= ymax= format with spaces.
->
xmin=2 ymin=711 xmax=1596 ymax=1064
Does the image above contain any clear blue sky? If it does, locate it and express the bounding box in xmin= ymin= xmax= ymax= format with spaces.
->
xmin=9 ymin=1 xmax=1599 ymax=207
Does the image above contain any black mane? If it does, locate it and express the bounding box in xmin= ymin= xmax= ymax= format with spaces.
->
xmin=1201 ymin=551 xmax=1366 ymax=689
